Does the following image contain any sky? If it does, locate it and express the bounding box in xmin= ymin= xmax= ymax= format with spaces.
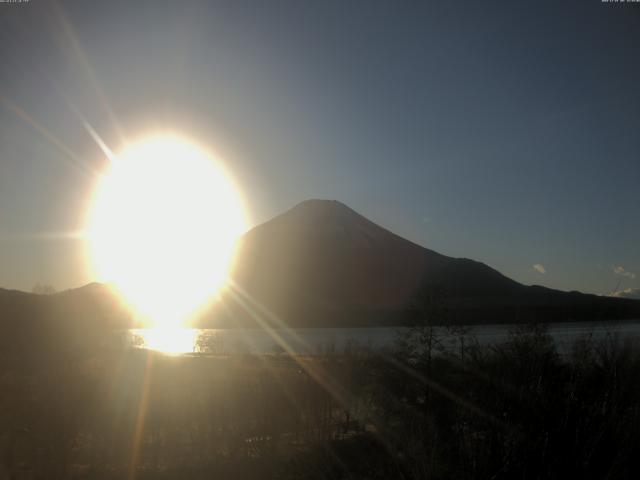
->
xmin=0 ymin=0 xmax=638 ymax=295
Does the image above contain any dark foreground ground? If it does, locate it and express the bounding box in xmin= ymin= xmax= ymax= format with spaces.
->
xmin=2 ymin=323 xmax=640 ymax=479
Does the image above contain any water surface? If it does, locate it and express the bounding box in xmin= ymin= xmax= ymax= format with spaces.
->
xmin=127 ymin=320 xmax=640 ymax=355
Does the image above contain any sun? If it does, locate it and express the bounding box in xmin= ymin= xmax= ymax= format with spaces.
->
xmin=85 ymin=136 xmax=247 ymax=329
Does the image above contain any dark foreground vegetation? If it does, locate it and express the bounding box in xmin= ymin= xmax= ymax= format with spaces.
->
xmin=2 ymin=322 xmax=640 ymax=479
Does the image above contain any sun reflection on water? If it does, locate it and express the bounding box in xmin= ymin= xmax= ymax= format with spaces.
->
xmin=132 ymin=328 xmax=199 ymax=354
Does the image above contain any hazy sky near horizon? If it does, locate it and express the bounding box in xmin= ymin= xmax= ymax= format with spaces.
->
xmin=0 ymin=0 xmax=638 ymax=295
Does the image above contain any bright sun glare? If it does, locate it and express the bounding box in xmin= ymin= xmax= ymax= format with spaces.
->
xmin=86 ymin=136 xmax=246 ymax=338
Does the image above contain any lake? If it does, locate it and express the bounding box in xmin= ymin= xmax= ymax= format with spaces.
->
xmin=127 ymin=320 xmax=640 ymax=355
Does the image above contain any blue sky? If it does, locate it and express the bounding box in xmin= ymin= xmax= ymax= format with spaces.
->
xmin=0 ymin=0 xmax=638 ymax=295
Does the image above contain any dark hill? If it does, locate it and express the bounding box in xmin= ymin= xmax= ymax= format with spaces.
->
xmin=0 ymin=283 xmax=131 ymax=369
xmin=216 ymin=200 xmax=640 ymax=327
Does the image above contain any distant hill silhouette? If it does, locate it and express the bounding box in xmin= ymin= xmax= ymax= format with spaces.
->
xmin=1 ymin=199 xmax=639 ymax=332
xmin=0 ymin=283 xmax=130 ymax=368
xmin=217 ymin=199 xmax=640 ymax=327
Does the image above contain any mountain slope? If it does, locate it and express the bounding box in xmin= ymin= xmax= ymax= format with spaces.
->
xmin=216 ymin=200 xmax=640 ymax=327
xmin=0 ymin=283 xmax=131 ymax=368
